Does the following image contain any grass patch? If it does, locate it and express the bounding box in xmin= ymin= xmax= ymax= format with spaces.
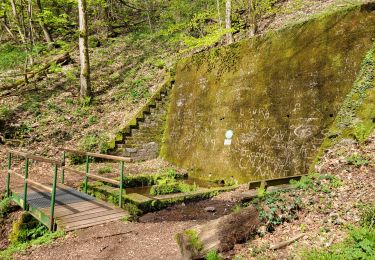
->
xmin=0 ymin=44 xmax=26 ymax=71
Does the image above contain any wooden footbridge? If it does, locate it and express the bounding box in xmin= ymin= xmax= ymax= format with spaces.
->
xmin=5 ymin=149 xmax=131 ymax=231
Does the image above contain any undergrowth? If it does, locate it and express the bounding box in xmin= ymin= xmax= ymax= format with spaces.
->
xmin=0 ymin=212 xmax=64 ymax=260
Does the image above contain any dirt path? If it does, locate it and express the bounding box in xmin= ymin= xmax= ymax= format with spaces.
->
xmin=15 ymin=221 xmax=192 ymax=260
xmin=12 ymin=193 xmax=241 ymax=260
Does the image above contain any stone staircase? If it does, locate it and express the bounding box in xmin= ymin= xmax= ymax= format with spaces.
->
xmin=114 ymin=79 xmax=173 ymax=161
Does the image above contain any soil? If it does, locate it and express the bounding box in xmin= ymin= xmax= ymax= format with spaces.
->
xmin=140 ymin=199 xmax=236 ymax=223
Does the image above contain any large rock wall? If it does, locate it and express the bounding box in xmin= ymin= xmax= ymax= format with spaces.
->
xmin=161 ymin=4 xmax=375 ymax=183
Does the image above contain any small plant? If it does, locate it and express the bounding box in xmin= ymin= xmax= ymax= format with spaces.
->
xmin=0 ymin=197 xmax=12 ymax=217
xmin=360 ymin=203 xmax=375 ymax=228
xmin=205 ymin=250 xmax=219 ymax=260
xmin=184 ymin=229 xmax=203 ymax=253
xmin=256 ymin=186 xmax=267 ymax=198
xmin=300 ymin=223 xmax=307 ymax=233
xmin=232 ymin=204 xmax=242 ymax=214
xmin=0 ymin=105 xmax=11 ymax=120
xmin=346 ymin=154 xmax=369 ymax=167
xmin=290 ymin=175 xmax=314 ymax=190
xmin=88 ymin=115 xmax=97 ymax=125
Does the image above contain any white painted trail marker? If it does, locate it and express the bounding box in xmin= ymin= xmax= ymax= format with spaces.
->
xmin=224 ymin=130 xmax=234 ymax=146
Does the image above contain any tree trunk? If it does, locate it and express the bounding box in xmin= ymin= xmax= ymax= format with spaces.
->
xmin=9 ymin=0 xmax=26 ymax=43
xmin=225 ymin=0 xmax=233 ymax=44
xmin=78 ymin=0 xmax=91 ymax=98
xmin=27 ymin=0 xmax=34 ymax=65
xmin=36 ymin=0 xmax=53 ymax=43
xmin=216 ymin=0 xmax=222 ymax=28
xmin=176 ymin=206 xmax=259 ymax=259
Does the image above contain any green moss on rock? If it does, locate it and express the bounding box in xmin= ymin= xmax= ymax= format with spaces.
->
xmin=162 ymin=3 xmax=375 ymax=183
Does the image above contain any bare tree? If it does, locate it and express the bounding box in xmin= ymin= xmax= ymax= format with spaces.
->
xmin=78 ymin=0 xmax=91 ymax=98
xmin=225 ymin=0 xmax=233 ymax=44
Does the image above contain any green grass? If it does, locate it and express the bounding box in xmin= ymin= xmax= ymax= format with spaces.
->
xmin=0 ymin=44 xmax=26 ymax=71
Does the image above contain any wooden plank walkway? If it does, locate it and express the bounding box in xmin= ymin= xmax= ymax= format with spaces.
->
xmin=12 ymin=183 xmax=128 ymax=231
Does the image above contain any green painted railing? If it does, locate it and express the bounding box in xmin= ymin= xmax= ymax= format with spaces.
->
xmin=59 ymin=148 xmax=131 ymax=208
xmin=6 ymin=150 xmax=64 ymax=231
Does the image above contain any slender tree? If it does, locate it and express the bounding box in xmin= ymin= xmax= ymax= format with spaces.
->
xmin=78 ymin=0 xmax=91 ymax=98
xmin=216 ymin=0 xmax=222 ymax=28
xmin=36 ymin=0 xmax=53 ymax=43
xmin=225 ymin=0 xmax=233 ymax=44
xmin=9 ymin=0 xmax=26 ymax=43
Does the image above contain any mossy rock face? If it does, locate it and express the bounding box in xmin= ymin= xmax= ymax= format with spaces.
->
xmin=161 ymin=4 xmax=375 ymax=183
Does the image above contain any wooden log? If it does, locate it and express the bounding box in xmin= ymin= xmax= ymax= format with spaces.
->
xmin=176 ymin=206 xmax=260 ymax=259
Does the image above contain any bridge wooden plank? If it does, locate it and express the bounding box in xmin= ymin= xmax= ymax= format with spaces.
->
xmin=62 ymin=209 xmax=124 ymax=223
xmin=10 ymin=182 xmax=128 ymax=232
xmin=64 ymin=212 xmax=126 ymax=231
xmin=64 ymin=214 xmax=125 ymax=231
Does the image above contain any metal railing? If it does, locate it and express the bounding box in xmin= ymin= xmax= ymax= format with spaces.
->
xmin=6 ymin=150 xmax=64 ymax=231
xmin=59 ymin=148 xmax=132 ymax=208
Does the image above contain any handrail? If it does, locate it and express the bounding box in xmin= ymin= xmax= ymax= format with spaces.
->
xmin=6 ymin=149 xmax=64 ymax=166
xmin=59 ymin=148 xmax=126 ymax=208
xmin=59 ymin=148 xmax=132 ymax=162
xmin=6 ymin=150 xmax=59 ymax=231
xmin=63 ymin=167 xmax=120 ymax=186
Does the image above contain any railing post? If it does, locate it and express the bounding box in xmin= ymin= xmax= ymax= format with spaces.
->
xmin=84 ymin=155 xmax=89 ymax=193
xmin=50 ymin=164 xmax=58 ymax=231
xmin=61 ymin=151 xmax=66 ymax=184
xmin=6 ymin=152 xmax=12 ymax=197
xmin=119 ymin=161 xmax=124 ymax=208
xmin=23 ymin=157 xmax=29 ymax=209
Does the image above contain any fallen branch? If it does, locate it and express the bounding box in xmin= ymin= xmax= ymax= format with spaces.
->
xmin=0 ymin=52 xmax=72 ymax=92
xmin=92 ymin=230 xmax=133 ymax=240
xmin=269 ymin=233 xmax=304 ymax=250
